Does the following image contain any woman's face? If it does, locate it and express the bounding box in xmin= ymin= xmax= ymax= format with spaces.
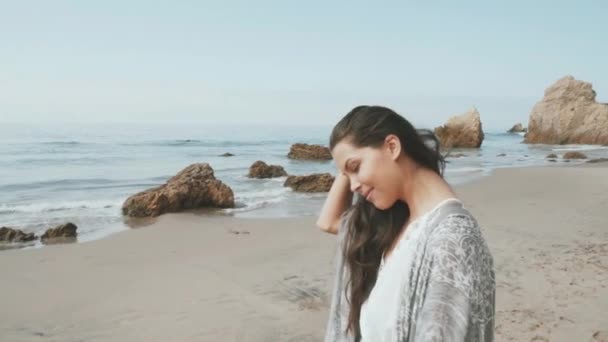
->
xmin=331 ymin=135 xmax=404 ymax=210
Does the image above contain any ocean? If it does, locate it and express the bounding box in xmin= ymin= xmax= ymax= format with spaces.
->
xmin=1 ymin=123 xmax=606 ymax=245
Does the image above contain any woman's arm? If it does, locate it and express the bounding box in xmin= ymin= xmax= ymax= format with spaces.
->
xmin=316 ymin=173 xmax=353 ymax=234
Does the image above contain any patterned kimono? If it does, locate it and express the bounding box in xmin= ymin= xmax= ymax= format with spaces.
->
xmin=324 ymin=199 xmax=495 ymax=341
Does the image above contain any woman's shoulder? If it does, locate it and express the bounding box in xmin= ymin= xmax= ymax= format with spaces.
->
xmin=427 ymin=205 xmax=490 ymax=257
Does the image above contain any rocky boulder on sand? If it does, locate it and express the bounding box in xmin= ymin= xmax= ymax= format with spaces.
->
xmin=287 ymin=143 xmax=332 ymax=160
xmin=41 ymin=223 xmax=78 ymax=244
xmin=284 ymin=173 xmax=334 ymax=192
xmin=525 ymin=76 xmax=608 ymax=145
xmin=563 ymin=151 xmax=587 ymax=160
xmin=0 ymin=227 xmax=37 ymax=243
xmin=248 ymin=161 xmax=288 ymax=179
xmin=434 ymin=108 xmax=484 ymax=148
xmin=122 ymin=163 xmax=234 ymax=217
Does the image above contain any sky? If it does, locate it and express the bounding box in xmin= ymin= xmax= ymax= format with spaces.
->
xmin=1 ymin=0 xmax=606 ymax=131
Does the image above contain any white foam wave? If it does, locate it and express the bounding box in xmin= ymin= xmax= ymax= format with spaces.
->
xmin=0 ymin=200 xmax=123 ymax=214
xmin=444 ymin=167 xmax=486 ymax=173
xmin=552 ymin=145 xmax=608 ymax=152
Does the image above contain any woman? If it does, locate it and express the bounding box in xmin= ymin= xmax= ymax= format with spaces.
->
xmin=317 ymin=106 xmax=495 ymax=341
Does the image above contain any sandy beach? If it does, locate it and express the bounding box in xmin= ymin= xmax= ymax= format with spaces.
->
xmin=1 ymin=164 xmax=607 ymax=342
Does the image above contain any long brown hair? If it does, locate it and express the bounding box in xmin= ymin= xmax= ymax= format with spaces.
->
xmin=329 ymin=105 xmax=445 ymax=338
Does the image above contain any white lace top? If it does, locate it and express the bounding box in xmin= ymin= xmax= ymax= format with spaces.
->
xmin=324 ymin=198 xmax=495 ymax=342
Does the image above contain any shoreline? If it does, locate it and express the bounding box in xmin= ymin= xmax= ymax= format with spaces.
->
xmin=2 ymin=159 xmax=603 ymax=250
xmin=0 ymin=164 xmax=607 ymax=341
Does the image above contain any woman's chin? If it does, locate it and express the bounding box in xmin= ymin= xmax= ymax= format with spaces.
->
xmin=372 ymin=198 xmax=400 ymax=211
xmin=371 ymin=200 xmax=390 ymax=210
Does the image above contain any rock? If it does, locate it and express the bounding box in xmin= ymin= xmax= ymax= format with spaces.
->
xmin=587 ymin=158 xmax=608 ymax=164
xmin=434 ymin=108 xmax=484 ymax=148
xmin=591 ymin=330 xmax=608 ymax=342
xmin=122 ymin=163 xmax=235 ymax=217
xmin=548 ymin=159 xmax=557 ymax=162
xmin=0 ymin=227 xmax=37 ymax=243
xmin=525 ymin=76 xmax=608 ymax=145
xmin=41 ymin=223 xmax=77 ymax=244
xmin=546 ymin=153 xmax=559 ymax=159
xmin=507 ymin=123 xmax=527 ymax=133
xmin=248 ymin=161 xmax=288 ymax=179
xmin=497 ymin=153 xmax=507 ymax=157
xmin=284 ymin=173 xmax=334 ymax=192
xmin=287 ymin=143 xmax=332 ymax=160
xmin=219 ymin=153 xmax=234 ymax=157
xmin=229 ymin=229 xmax=250 ymax=235
xmin=563 ymin=151 xmax=587 ymax=159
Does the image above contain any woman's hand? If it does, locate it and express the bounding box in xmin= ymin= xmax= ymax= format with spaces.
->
xmin=316 ymin=172 xmax=353 ymax=234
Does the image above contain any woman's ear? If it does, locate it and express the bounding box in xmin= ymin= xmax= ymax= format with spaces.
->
xmin=385 ymin=134 xmax=402 ymax=161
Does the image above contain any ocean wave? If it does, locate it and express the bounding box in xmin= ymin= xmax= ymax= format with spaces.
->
xmin=551 ymin=145 xmax=608 ymax=152
xmin=222 ymin=195 xmax=288 ymax=214
xmin=0 ymin=200 xmax=123 ymax=215
xmin=0 ymin=178 xmax=129 ymax=192
xmin=444 ymin=166 xmax=486 ymax=173
xmin=120 ymin=139 xmax=293 ymax=148
xmin=41 ymin=141 xmax=84 ymax=145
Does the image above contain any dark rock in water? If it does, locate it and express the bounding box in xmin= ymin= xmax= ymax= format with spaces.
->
xmin=434 ymin=108 xmax=484 ymax=148
xmin=587 ymin=158 xmax=608 ymax=164
xmin=546 ymin=153 xmax=558 ymax=159
xmin=248 ymin=161 xmax=288 ymax=179
xmin=122 ymin=163 xmax=234 ymax=217
xmin=548 ymin=159 xmax=557 ymax=162
xmin=497 ymin=153 xmax=507 ymax=157
xmin=219 ymin=153 xmax=235 ymax=157
xmin=287 ymin=143 xmax=332 ymax=160
xmin=507 ymin=123 xmax=527 ymax=133
xmin=563 ymin=151 xmax=587 ymax=159
xmin=41 ymin=223 xmax=78 ymax=244
xmin=0 ymin=227 xmax=37 ymax=243
xmin=284 ymin=173 xmax=334 ymax=192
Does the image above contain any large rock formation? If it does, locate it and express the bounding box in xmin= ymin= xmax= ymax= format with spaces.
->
xmin=0 ymin=227 xmax=37 ymax=243
xmin=287 ymin=143 xmax=332 ymax=160
xmin=284 ymin=173 xmax=334 ymax=192
xmin=41 ymin=223 xmax=78 ymax=244
xmin=525 ymin=76 xmax=608 ymax=145
xmin=122 ymin=163 xmax=234 ymax=217
xmin=248 ymin=161 xmax=288 ymax=179
xmin=507 ymin=123 xmax=527 ymax=133
xmin=434 ymin=108 xmax=484 ymax=148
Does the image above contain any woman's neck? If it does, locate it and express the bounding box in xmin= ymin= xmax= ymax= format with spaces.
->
xmin=400 ymin=166 xmax=456 ymax=222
